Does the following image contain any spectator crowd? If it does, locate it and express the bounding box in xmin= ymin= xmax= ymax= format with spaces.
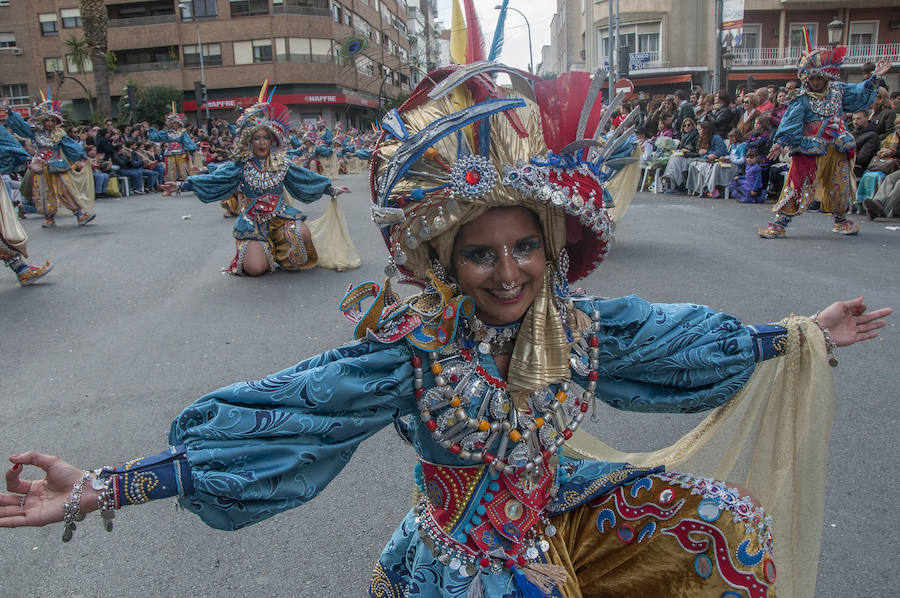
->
xmin=626 ymin=61 xmax=900 ymax=219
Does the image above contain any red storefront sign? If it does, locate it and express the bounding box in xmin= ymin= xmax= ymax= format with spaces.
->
xmin=0 ymin=106 xmax=32 ymax=119
xmin=183 ymin=93 xmax=378 ymax=111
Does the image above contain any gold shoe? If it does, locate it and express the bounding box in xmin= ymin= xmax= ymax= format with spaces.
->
xmin=17 ymin=260 xmax=53 ymax=285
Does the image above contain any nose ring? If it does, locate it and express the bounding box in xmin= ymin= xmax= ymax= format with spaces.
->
xmin=501 ymin=281 xmax=516 ymax=291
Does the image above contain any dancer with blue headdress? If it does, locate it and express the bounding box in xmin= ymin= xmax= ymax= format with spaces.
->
xmin=0 ymin=11 xmax=892 ymax=598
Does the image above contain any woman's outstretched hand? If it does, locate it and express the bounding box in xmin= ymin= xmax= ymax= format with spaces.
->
xmin=0 ymin=452 xmax=97 ymax=528
xmin=332 ymin=185 xmax=351 ymax=197
xmin=814 ymin=297 xmax=892 ymax=347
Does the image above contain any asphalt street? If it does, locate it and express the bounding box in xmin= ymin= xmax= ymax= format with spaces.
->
xmin=1 ymin=171 xmax=897 ymax=597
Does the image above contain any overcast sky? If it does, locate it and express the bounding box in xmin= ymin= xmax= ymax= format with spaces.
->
xmin=434 ymin=0 xmax=556 ymax=72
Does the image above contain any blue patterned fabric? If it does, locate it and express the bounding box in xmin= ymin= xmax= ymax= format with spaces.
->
xmin=0 ymin=125 xmax=30 ymax=174
xmin=111 ymin=295 xmax=777 ymax=595
xmin=773 ymin=78 xmax=876 ymax=155
xmin=147 ymin=128 xmax=197 ymax=153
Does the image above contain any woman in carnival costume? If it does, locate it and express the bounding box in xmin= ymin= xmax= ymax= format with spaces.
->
xmin=167 ymin=82 xmax=356 ymax=275
xmin=0 ymin=124 xmax=53 ymax=285
xmin=5 ymin=94 xmax=95 ymax=228
xmin=148 ymin=104 xmax=198 ymax=195
xmin=758 ymin=30 xmax=891 ymax=238
xmin=0 ymin=63 xmax=891 ymax=598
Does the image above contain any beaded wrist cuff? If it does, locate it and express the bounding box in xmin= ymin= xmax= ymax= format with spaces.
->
xmin=747 ymin=324 xmax=788 ymax=362
xmin=102 ymin=445 xmax=194 ymax=508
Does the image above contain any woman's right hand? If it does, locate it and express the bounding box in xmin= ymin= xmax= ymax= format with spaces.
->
xmin=767 ymin=143 xmax=782 ymax=162
xmin=0 ymin=452 xmax=98 ymax=528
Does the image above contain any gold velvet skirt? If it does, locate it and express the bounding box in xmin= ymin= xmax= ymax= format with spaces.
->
xmin=164 ymin=154 xmax=191 ymax=182
xmin=547 ymin=472 xmax=775 ymax=598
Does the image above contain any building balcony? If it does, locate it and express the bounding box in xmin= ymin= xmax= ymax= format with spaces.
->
xmin=108 ymin=14 xmax=177 ymax=28
xmin=272 ymin=4 xmax=331 ymax=18
xmin=627 ymin=51 xmax=669 ymax=71
xmin=116 ymin=59 xmax=181 ymax=73
xmin=733 ymin=43 xmax=900 ymax=67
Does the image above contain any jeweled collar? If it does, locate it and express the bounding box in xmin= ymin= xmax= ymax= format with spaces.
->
xmin=242 ymin=155 xmax=289 ymax=192
xmin=461 ymin=318 xmax=522 ymax=355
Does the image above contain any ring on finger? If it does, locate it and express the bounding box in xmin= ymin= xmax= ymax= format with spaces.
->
xmin=18 ymin=495 xmax=25 ymax=507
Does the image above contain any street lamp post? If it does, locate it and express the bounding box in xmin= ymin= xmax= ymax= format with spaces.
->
xmin=826 ymin=16 xmax=845 ymax=46
xmin=178 ymin=2 xmax=209 ymax=121
xmin=721 ymin=49 xmax=734 ymax=95
xmin=494 ymin=5 xmax=532 ymax=74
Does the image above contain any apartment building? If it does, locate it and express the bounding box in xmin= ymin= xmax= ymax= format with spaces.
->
xmin=0 ymin=0 xmax=430 ymax=126
xmin=546 ymin=0 xmax=899 ymax=97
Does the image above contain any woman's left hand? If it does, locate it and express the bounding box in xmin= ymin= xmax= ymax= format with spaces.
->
xmin=814 ymin=297 xmax=892 ymax=347
xmin=332 ymin=185 xmax=351 ymax=197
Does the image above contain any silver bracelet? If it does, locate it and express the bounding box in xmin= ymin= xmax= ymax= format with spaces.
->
xmin=92 ymin=468 xmax=116 ymax=533
xmin=811 ymin=313 xmax=838 ymax=367
xmin=61 ymin=471 xmax=91 ymax=542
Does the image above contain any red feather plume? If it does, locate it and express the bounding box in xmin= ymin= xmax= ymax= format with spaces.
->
xmin=463 ymin=0 xmax=485 ymax=63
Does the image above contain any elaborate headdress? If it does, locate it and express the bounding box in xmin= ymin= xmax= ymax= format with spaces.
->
xmin=165 ymin=101 xmax=186 ymax=127
xmin=349 ymin=61 xmax=639 ymax=393
xmin=33 ymin=89 xmax=64 ymax=124
xmin=797 ymin=26 xmax=846 ymax=83
xmin=234 ymin=79 xmax=291 ymax=147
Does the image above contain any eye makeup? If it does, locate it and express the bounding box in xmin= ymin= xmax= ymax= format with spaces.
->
xmin=456 ymin=237 xmax=543 ymax=270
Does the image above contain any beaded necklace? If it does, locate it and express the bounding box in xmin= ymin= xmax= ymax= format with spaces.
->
xmin=242 ymin=156 xmax=289 ymax=192
xmin=412 ymin=309 xmax=603 ymax=475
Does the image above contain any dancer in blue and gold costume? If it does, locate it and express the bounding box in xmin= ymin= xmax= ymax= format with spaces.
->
xmin=169 ymin=82 xmax=352 ymax=275
xmin=0 ymin=124 xmax=52 ymax=285
xmin=6 ymin=93 xmax=95 ymax=228
xmin=0 ymin=62 xmax=892 ymax=598
xmin=148 ymin=104 xmax=197 ymax=195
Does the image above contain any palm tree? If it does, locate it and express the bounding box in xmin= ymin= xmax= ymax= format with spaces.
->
xmin=61 ymin=34 xmax=96 ymax=112
xmin=80 ymin=0 xmax=111 ymax=117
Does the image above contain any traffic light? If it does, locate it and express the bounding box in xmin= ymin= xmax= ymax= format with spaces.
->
xmin=618 ymin=46 xmax=631 ymax=77
xmin=194 ymin=81 xmax=207 ymax=107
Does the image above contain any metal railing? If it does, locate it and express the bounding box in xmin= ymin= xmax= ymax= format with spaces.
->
xmin=107 ymin=14 xmax=177 ymax=28
xmin=116 ymin=60 xmax=181 ymax=73
xmin=271 ymin=5 xmax=330 ymax=18
xmin=733 ymin=43 xmax=900 ymax=66
xmin=275 ymin=53 xmax=338 ymax=64
xmin=627 ymin=50 xmax=667 ymax=70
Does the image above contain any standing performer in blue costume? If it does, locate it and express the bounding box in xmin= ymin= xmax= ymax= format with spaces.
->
xmin=166 ymin=82 xmax=352 ymax=275
xmin=5 ymin=94 xmax=95 ymax=228
xmin=148 ymin=104 xmax=198 ymax=196
xmin=0 ymin=61 xmax=892 ymax=598
xmin=0 ymin=124 xmax=52 ymax=285
xmin=758 ymin=30 xmax=890 ymax=238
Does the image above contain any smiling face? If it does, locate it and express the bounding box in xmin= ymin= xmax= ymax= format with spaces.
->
xmin=452 ymin=206 xmax=546 ymax=326
xmin=250 ymin=129 xmax=273 ymax=159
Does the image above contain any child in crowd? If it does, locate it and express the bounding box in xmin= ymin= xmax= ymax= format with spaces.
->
xmin=729 ymin=149 xmax=765 ymax=203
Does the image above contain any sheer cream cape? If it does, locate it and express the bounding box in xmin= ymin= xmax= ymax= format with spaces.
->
xmin=565 ymin=316 xmax=833 ymax=598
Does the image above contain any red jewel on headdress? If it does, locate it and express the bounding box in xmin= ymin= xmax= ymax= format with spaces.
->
xmin=465 ymin=170 xmax=481 ymax=185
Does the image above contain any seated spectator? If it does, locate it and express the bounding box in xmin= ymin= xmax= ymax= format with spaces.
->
xmin=857 ymin=118 xmax=900 ymax=213
xmin=85 ymin=146 xmax=111 ymax=197
xmin=702 ymin=90 xmax=734 ymax=137
xmin=635 ymin=128 xmax=653 ymax=169
xmin=767 ymin=144 xmax=792 ymax=200
xmin=736 ymin=93 xmax=760 ymax=138
xmin=746 ymin=114 xmax=772 ymax=190
xmin=853 ymin=112 xmax=882 ymax=178
xmin=770 ymin=89 xmax=789 ymax=127
xmin=642 ymin=100 xmax=661 ymax=136
xmin=703 ymin=129 xmax=747 ymax=198
xmin=869 ymin=88 xmax=895 ymax=140
xmin=674 ymin=89 xmax=695 ymax=131
xmin=656 ymin=111 xmax=675 ymax=138
xmin=890 ymin=91 xmax=900 ymax=116
xmin=728 ymin=149 xmax=765 ymax=203
xmin=137 ymin=143 xmax=164 ymax=190
xmin=686 ymin=121 xmax=728 ymax=196
xmin=661 ymin=117 xmax=699 ymax=192
xmin=112 ymin=143 xmax=149 ymax=194
xmin=756 ymin=87 xmax=774 ymax=114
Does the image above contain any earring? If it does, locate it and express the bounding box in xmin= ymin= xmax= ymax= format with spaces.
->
xmin=431 ymin=259 xmax=458 ymax=291
xmin=553 ymin=250 xmax=573 ymax=342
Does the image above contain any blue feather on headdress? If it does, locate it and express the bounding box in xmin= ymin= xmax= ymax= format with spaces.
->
xmin=488 ymin=0 xmax=509 ymax=61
